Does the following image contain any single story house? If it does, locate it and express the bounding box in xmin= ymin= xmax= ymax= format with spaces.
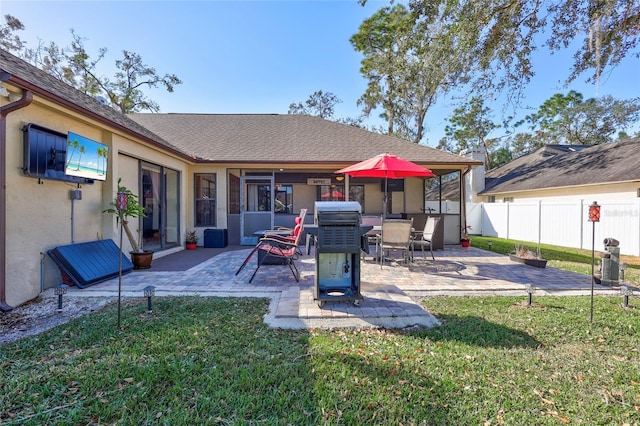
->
xmin=478 ymin=141 xmax=640 ymax=202
xmin=0 ymin=48 xmax=480 ymax=309
xmin=466 ymin=140 xmax=640 ymax=255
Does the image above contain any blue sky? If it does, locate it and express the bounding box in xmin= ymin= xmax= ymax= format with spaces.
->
xmin=2 ymin=0 xmax=638 ymax=146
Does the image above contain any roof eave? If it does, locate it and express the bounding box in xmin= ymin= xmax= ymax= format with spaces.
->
xmin=480 ymin=178 xmax=640 ymax=195
xmin=1 ymin=71 xmax=196 ymax=162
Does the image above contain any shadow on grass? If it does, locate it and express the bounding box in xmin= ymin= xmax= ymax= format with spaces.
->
xmin=421 ymin=313 xmax=541 ymax=349
xmin=312 ymin=350 xmax=449 ymax=424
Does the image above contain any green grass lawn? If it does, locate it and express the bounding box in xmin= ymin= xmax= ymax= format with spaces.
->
xmin=1 ymin=296 xmax=639 ymax=425
xmin=471 ymin=236 xmax=640 ymax=285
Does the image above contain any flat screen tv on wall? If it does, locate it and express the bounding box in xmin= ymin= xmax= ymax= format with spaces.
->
xmin=64 ymin=132 xmax=108 ymax=182
xmin=23 ymin=123 xmax=95 ymax=184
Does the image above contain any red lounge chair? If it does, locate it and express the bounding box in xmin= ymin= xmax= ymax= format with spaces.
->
xmin=235 ymin=211 xmax=306 ymax=283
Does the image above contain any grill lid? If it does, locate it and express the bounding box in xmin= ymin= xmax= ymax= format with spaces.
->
xmin=315 ymin=201 xmax=362 ymax=213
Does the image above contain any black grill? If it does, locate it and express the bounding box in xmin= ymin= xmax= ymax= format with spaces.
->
xmin=318 ymin=225 xmax=360 ymax=252
xmin=317 ymin=211 xmax=361 ymax=226
xmin=312 ymin=202 xmax=364 ymax=307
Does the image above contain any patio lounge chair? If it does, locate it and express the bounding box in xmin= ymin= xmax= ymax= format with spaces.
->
xmin=235 ymin=215 xmax=306 ymax=283
xmin=411 ymin=216 xmax=441 ymax=261
xmin=267 ymin=209 xmax=307 ymax=237
xmin=264 ymin=209 xmax=307 ymax=254
xmin=376 ymin=218 xmax=414 ymax=268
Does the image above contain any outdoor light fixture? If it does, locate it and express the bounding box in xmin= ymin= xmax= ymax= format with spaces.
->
xmin=620 ymin=263 xmax=627 ymax=282
xmin=143 ymin=285 xmax=156 ymax=313
xmin=116 ymin=190 xmax=128 ymax=211
xmin=335 ymin=175 xmax=344 ymax=182
xmin=588 ymin=201 xmax=600 ymax=323
xmin=588 ymin=201 xmax=601 ymax=222
xmin=620 ymin=286 xmax=633 ymax=308
xmin=54 ymin=284 xmax=67 ymax=312
xmin=525 ymin=284 xmax=536 ymax=307
xmin=488 ymin=241 xmax=493 ymax=251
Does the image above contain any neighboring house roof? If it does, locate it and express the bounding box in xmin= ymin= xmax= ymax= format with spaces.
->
xmin=0 ymin=49 xmax=192 ymax=159
xmin=129 ymin=113 xmax=480 ymax=171
xmin=480 ymin=139 xmax=640 ymax=195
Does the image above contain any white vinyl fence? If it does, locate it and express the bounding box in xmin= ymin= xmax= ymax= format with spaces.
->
xmin=469 ymin=199 xmax=640 ymax=257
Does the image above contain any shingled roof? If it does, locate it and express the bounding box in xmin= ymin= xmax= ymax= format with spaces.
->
xmin=1 ymin=48 xmax=479 ymax=171
xmin=481 ymin=139 xmax=640 ymax=195
xmin=0 ymin=49 xmax=191 ymax=159
xmin=129 ymin=113 xmax=480 ymax=170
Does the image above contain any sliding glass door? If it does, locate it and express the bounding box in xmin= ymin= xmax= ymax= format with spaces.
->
xmin=141 ymin=161 xmax=180 ymax=252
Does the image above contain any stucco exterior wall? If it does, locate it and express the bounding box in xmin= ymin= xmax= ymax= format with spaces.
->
xmin=4 ymin=96 xmax=190 ymax=308
xmin=185 ymin=164 xmax=229 ymax=242
xmin=5 ymin=102 xmax=111 ymax=307
xmin=404 ymin=177 xmax=424 ymax=213
xmin=293 ymin=183 xmax=316 ymax=215
xmin=362 ymin=183 xmax=383 ymax=215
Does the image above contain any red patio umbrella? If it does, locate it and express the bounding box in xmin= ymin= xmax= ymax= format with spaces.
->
xmin=335 ymin=153 xmax=435 ymax=217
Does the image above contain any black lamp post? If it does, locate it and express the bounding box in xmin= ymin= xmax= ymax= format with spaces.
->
xmin=588 ymin=201 xmax=600 ymax=323
xmin=54 ymin=284 xmax=67 ymax=312
xmin=143 ymin=285 xmax=156 ymax=313
xmin=116 ymin=190 xmax=128 ymax=329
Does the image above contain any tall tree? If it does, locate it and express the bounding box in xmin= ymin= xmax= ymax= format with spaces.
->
xmin=288 ymin=90 xmax=342 ymax=119
xmin=351 ymin=4 xmax=446 ymax=143
xmin=0 ymin=15 xmax=181 ymax=113
xmin=0 ymin=14 xmax=25 ymax=52
xmin=288 ymin=90 xmax=365 ymax=126
xmin=437 ymin=98 xmax=506 ymax=169
xmin=360 ymin=1 xmax=640 ymax=102
xmin=514 ymin=91 xmax=640 ymax=151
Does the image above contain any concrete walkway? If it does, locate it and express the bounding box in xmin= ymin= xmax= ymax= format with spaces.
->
xmin=64 ymin=246 xmax=621 ymax=330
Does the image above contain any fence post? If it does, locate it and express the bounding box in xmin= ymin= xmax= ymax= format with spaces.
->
xmin=637 ymin=197 xmax=640 ymax=257
xmin=580 ymin=199 xmax=584 ymax=250
xmin=506 ymin=202 xmax=510 ymax=240
xmin=538 ymin=200 xmax=542 ymax=245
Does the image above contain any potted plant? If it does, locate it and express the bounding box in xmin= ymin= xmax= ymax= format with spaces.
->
xmin=103 ymin=178 xmax=153 ymax=269
xmin=509 ymin=244 xmax=547 ymax=268
xmin=460 ymin=225 xmax=472 ymax=247
xmin=185 ymin=229 xmax=198 ymax=250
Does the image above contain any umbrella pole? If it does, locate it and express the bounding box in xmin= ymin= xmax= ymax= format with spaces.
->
xmin=383 ymin=177 xmax=388 ymax=220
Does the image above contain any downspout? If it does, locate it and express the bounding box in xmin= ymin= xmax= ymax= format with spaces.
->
xmin=0 ymin=80 xmax=33 ymax=311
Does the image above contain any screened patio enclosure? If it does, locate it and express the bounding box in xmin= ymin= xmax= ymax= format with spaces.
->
xmin=226 ymin=169 xmax=464 ymax=246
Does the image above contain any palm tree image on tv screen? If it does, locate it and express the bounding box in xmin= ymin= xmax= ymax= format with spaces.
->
xmin=65 ymin=132 xmax=109 ymax=181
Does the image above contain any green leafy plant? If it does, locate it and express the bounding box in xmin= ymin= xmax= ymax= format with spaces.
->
xmin=103 ymin=178 xmax=146 ymax=252
xmin=512 ymin=244 xmax=543 ymax=259
xmin=185 ymin=229 xmax=198 ymax=244
xmin=461 ymin=225 xmax=472 ymax=241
